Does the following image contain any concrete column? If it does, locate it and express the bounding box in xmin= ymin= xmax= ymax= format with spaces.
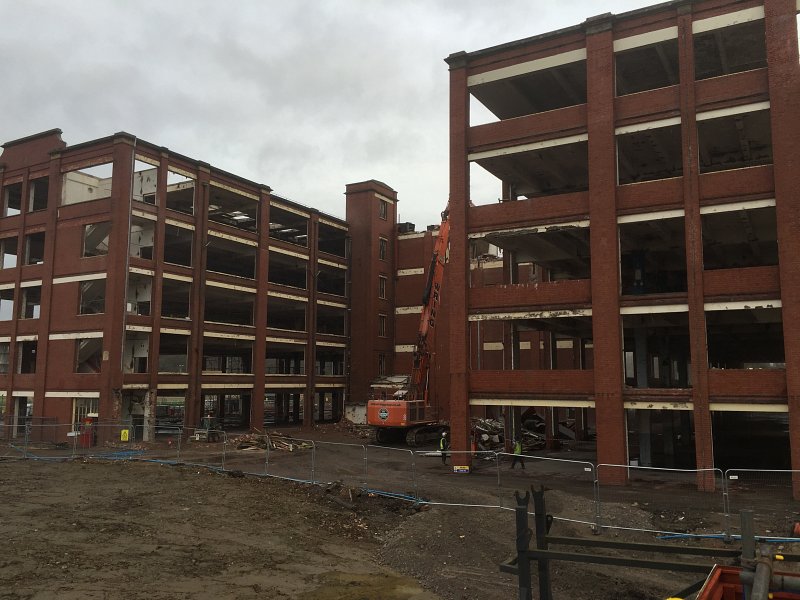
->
xmin=545 ymin=407 xmax=558 ymax=450
xmin=445 ymin=52 xmax=471 ymax=464
xmin=634 ymin=328 xmax=652 ymax=467
xmin=585 ymin=17 xmax=627 ymax=480
xmin=637 ymin=410 xmax=651 ymax=467
xmin=764 ymin=0 xmax=800 ymax=499
xmin=144 ymin=389 xmax=156 ymax=442
xmin=635 ymin=327 xmax=648 ymax=389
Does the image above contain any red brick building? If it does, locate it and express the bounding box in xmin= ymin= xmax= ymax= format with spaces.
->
xmin=0 ymin=130 xmax=355 ymax=439
xmin=443 ymin=0 xmax=800 ymax=482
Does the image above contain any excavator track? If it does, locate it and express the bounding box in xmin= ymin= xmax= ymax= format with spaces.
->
xmin=405 ymin=424 xmax=448 ymax=447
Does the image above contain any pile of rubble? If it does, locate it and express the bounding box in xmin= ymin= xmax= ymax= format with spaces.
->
xmin=473 ymin=417 xmax=546 ymax=453
xmin=230 ymin=433 xmax=313 ymax=452
xmin=314 ymin=419 xmax=373 ymax=439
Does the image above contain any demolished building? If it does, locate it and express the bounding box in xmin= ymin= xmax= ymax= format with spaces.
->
xmin=442 ymin=0 xmax=800 ymax=486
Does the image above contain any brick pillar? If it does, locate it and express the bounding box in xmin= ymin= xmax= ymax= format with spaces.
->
xmin=446 ymin=53 xmax=471 ymax=464
xmin=101 ymin=135 xmax=136 ymax=434
xmin=186 ymin=164 xmax=211 ymax=430
xmin=304 ymin=216 xmax=319 ymax=430
xmin=586 ymin=18 xmax=627 ymax=481
xmin=33 ymin=156 xmax=60 ymax=424
xmin=147 ymin=151 xmax=169 ymax=439
xmin=251 ymin=186 xmax=271 ymax=431
xmin=677 ymin=7 xmax=715 ymax=491
xmin=764 ymin=0 xmax=800 ymax=499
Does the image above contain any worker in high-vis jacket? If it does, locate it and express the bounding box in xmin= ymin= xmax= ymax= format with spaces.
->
xmin=440 ymin=431 xmax=450 ymax=465
xmin=511 ymin=438 xmax=525 ymax=470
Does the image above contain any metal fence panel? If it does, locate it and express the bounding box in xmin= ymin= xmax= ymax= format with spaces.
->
xmin=498 ymin=452 xmax=596 ymax=520
xmin=596 ymin=465 xmax=726 ymax=537
xmin=223 ymin=434 xmax=270 ymax=475
xmin=414 ymin=450 xmax=502 ymax=507
xmin=0 ymin=423 xmax=25 ymax=457
xmin=725 ymin=469 xmax=799 ymax=538
xmin=130 ymin=425 xmax=183 ymax=462
xmin=181 ymin=428 xmax=227 ymax=470
xmin=313 ymin=441 xmax=366 ymax=489
xmin=365 ymin=445 xmax=416 ymax=499
xmin=25 ymin=423 xmax=76 ymax=459
xmin=264 ymin=435 xmax=315 ymax=482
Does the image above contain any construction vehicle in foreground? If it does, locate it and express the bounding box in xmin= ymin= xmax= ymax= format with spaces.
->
xmin=367 ymin=205 xmax=449 ymax=446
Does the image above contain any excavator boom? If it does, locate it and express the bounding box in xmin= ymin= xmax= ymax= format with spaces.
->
xmin=367 ymin=205 xmax=450 ymax=442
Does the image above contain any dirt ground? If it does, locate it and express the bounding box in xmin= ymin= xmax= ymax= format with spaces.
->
xmin=1 ymin=426 xmax=796 ymax=599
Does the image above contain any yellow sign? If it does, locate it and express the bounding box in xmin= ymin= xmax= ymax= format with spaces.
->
xmin=453 ymin=465 xmax=470 ymax=474
xmin=120 ymin=429 xmax=129 ymax=442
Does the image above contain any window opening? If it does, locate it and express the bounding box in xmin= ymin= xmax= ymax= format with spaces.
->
xmin=2 ymin=182 xmax=22 ymax=216
xmin=0 ymin=237 xmax=18 ymax=269
xmin=123 ymin=332 xmax=149 ymax=374
xmin=694 ymin=19 xmax=766 ymax=80
xmin=379 ymin=275 xmax=387 ymax=299
xmin=83 ymin=222 xmax=111 ymax=257
xmin=24 ymin=232 xmax=45 ymax=265
xmin=62 ymin=162 xmax=113 ymax=205
xmin=0 ymin=290 xmax=13 ymax=321
xmin=378 ymin=314 xmax=387 ymax=337
xmin=28 ymin=177 xmax=49 ymax=212
xmin=79 ymin=279 xmax=106 ymax=315
xmin=161 ymin=279 xmax=191 ymax=319
xmin=164 ymin=224 xmax=192 ymax=266
xmin=19 ymin=286 xmax=41 ymax=319
xmin=75 ymin=338 xmax=103 ymax=373
xmin=133 ymin=160 xmax=157 ymax=205
xmin=17 ymin=341 xmax=37 ymax=373
xmin=166 ymin=170 xmax=194 ymax=215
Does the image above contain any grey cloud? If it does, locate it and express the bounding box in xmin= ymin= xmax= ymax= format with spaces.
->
xmin=0 ymin=0 xmax=661 ymax=227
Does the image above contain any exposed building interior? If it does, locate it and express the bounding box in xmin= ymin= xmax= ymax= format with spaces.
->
xmin=470 ymin=59 xmax=587 ymax=120
xmin=623 ymin=312 xmax=690 ymax=388
xmin=701 ymin=204 xmax=777 ymax=269
xmin=203 ymin=338 xmax=253 ymax=374
xmin=619 ymin=216 xmax=687 ymax=295
xmin=626 ymin=409 xmax=695 ymax=469
xmin=697 ymin=109 xmax=772 ymax=174
xmin=617 ymin=124 xmax=683 ymax=184
xmin=706 ymin=306 xmax=784 ymax=369
xmin=204 ymin=286 xmax=254 ymax=326
xmin=615 ymin=38 xmax=678 ymax=95
xmin=208 ymin=186 xmax=258 ymax=232
xmin=470 ymin=316 xmax=593 ymax=372
xmin=474 ymin=141 xmax=589 ymax=200
xmin=693 ymin=18 xmax=766 ymax=80
xmin=270 ymin=203 xmax=308 ymax=246
xmin=483 ymin=224 xmax=591 ymax=282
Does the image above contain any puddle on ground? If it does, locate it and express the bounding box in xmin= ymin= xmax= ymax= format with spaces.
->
xmin=306 ymin=571 xmax=439 ymax=600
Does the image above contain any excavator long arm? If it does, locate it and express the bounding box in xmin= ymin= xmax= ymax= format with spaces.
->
xmin=407 ymin=206 xmax=449 ymax=402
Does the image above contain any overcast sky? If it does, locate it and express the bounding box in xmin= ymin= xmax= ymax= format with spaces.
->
xmin=0 ymin=0 xmax=663 ymax=227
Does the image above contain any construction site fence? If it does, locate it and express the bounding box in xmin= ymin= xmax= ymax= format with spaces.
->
xmin=2 ymin=422 xmax=799 ymax=540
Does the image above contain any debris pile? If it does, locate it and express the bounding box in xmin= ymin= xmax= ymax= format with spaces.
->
xmin=472 ymin=417 xmax=546 ymax=453
xmin=314 ymin=419 xmax=373 ymax=439
xmin=230 ymin=433 xmax=313 ymax=452
xmin=231 ymin=433 xmax=269 ymax=450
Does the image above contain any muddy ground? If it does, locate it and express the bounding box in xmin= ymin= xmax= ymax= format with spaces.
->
xmin=1 ymin=426 xmax=797 ymax=599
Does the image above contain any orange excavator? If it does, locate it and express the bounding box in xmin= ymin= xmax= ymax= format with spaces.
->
xmin=367 ymin=205 xmax=450 ymax=446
